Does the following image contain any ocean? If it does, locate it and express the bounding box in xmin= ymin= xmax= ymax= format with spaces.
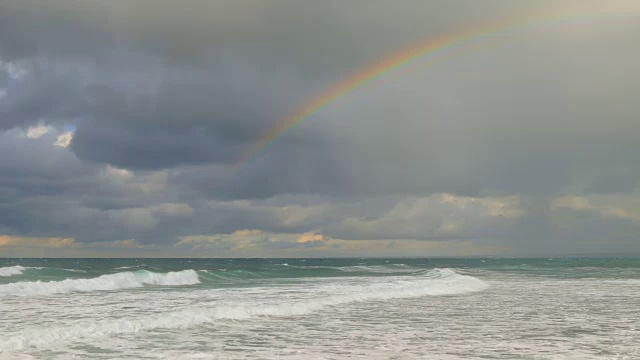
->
xmin=1 ymin=258 xmax=639 ymax=359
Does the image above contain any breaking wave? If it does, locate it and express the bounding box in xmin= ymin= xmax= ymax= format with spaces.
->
xmin=337 ymin=264 xmax=421 ymax=274
xmin=0 ymin=269 xmax=487 ymax=351
xmin=0 ymin=265 xmax=27 ymax=277
xmin=277 ymin=263 xmax=424 ymax=275
xmin=0 ymin=270 xmax=200 ymax=296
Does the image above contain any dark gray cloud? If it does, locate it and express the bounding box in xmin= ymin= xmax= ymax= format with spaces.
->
xmin=1 ymin=1 xmax=640 ymax=255
xmin=1 ymin=51 xmax=323 ymax=168
xmin=0 ymin=0 xmax=541 ymax=63
xmin=3 ymin=1 xmax=637 ymax=199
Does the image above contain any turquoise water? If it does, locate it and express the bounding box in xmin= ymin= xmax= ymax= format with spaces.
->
xmin=3 ymin=257 xmax=640 ymax=282
xmin=1 ymin=258 xmax=639 ymax=359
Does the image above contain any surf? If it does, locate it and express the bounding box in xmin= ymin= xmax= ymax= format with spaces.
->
xmin=0 ymin=268 xmax=487 ymax=352
xmin=0 ymin=269 xmax=200 ymax=296
xmin=0 ymin=265 xmax=27 ymax=277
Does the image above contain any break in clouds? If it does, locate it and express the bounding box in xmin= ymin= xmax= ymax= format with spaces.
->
xmin=1 ymin=0 xmax=640 ymax=256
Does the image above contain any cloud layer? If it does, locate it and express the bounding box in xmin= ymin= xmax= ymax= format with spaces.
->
xmin=1 ymin=1 xmax=640 ymax=256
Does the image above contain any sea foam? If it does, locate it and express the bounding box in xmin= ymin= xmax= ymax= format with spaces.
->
xmin=0 ymin=265 xmax=26 ymax=277
xmin=0 ymin=269 xmax=487 ymax=352
xmin=0 ymin=269 xmax=200 ymax=296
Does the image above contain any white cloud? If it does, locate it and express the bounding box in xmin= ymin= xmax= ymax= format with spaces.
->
xmin=55 ymin=131 xmax=73 ymax=147
xmin=22 ymin=126 xmax=74 ymax=147
xmin=26 ymin=125 xmax=51 ymax=139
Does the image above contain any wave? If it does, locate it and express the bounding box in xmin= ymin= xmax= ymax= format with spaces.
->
xmin=337 ymin=264 xmax=421 ymax=274
xmin=0 ymin=269 xmax=487 ymax=351
xmin=281 ymin=264 xmax=422 ymax=274
xmin=0 ymin=265 xmax=26 ymax=277
xmin=0 ymin=270 xmax=200 ymax=296
xmin=0 ymin=265 xmax=28 ymax=277
xmin=0 ymin=266 xmax=89 ymax=278
xmin=198 ymin=269 xmax=264 ymax=283
xmin=56 ymin=268 xmax=87 ymax=273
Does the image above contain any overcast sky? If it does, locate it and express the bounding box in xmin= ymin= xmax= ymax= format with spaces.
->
xmin=1 ymin=0 xmax=639 ymax=257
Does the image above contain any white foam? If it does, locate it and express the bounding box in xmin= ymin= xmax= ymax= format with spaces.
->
xmin=57 ymin=268 xmax=87 ymax=273
xmin=285 ymin=264 xmax=421 ymax=274
xmin=0 ymin=270 xmax=200 ymax=296
xmin=0 ymin=266 xmax=26 ymax=277
xmin=0 ymin=269 xmax=488 ymax=352
xmin=337 ymin=264 xmax=421 ymax=274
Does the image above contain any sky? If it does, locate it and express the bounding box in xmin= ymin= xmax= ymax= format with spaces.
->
xmin=1 ymin=0 xmax=640 ymax=257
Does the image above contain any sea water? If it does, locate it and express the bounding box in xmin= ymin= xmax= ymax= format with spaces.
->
xmin=1 ymin=258 xmax=638 ymax=359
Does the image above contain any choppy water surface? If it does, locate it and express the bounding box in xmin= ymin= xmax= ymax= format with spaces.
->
xmin=1 ymin=258 xmax=639 ymax=359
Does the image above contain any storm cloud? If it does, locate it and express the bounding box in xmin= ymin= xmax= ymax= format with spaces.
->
xmin=1 ymin=0 xmax=639 ymax=256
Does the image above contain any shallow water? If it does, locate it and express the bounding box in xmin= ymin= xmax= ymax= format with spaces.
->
xmin=1 ymin=258 xmax=639 ymax=359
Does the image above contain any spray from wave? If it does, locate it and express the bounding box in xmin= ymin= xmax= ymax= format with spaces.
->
xmin=336 ymin=264 xmax=420 ymax=274
xmin=0 ymin=269 xmax=488 ymax=351
xmin=0 ymin=270 xmax=200 ymax=296
xmin=0 ymin=265 xmax=27 ymax=277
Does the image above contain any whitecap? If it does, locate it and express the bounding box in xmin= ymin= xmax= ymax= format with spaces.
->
xmin=0 ymin=269 xmax=488 ymax=352
xmin=0 ymin=265 xmax=27 ymax=277
xmin=0 ymin=270 xmax=200 ymax=296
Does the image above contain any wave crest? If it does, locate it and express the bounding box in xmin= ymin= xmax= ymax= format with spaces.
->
xmin=0 ymin=269 xmax=487 ymax=351
xmin=0 ymin=270 xmax=200 ymax=296
xmin=0 ymin=265 xmax=26 ymax=277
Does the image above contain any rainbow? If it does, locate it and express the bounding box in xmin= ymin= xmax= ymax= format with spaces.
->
xmin=238 ymin=3 xmax=639 ymax=166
